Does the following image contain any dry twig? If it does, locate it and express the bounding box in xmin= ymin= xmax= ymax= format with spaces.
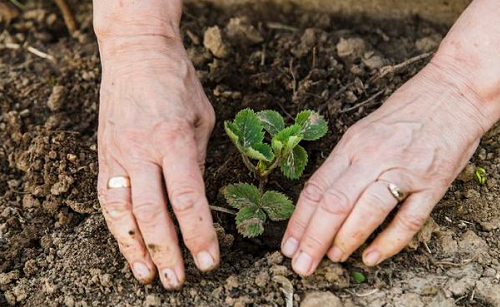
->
xmin=345 ymin=289 xmax=379 ymax=297
xmin=339 ymin=89 xmax=385 ymax=113
xmin=210 ymin=205 xmax=237 ymax=215
xmin=371 ymin=52 xmax=434 ymax=82
xmin=27 ymin=46 xmax=56 ymax=61
xmin=3 ymin=43 xmax=56 ymax=61
xmin=53 ymin=0 xmax=77 ymax=36
xmin=266 ymin=22 xmax=298 ymax=32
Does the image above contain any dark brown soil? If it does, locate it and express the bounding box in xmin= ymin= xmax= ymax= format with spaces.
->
xmin=1 ymin=1 xmax=500 ymax=306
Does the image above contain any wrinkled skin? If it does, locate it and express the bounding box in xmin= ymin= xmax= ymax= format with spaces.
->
xmin=96 ymin=37 xmax=218 ymax=288
xmin=93 ymin=0 xmax=500 ymax=287
xmin=281 ymin=62 xmax=488 ymax=275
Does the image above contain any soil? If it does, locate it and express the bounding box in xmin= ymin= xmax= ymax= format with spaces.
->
xmin=1 ymin=1 xmax=500 ymax=306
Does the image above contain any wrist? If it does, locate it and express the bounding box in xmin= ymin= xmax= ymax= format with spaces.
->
xmin=427 ymin=50 xmax=500 ymax=135
xmin=93 ymin=0 xmax=182 ymax=57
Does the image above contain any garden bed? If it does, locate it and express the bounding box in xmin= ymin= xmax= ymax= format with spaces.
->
xmin=1 ymin=1 xmax=500 ymax=306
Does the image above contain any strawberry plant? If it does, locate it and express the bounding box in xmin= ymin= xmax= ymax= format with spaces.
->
xmin=223 ymin=108 xmax=328 ymax=237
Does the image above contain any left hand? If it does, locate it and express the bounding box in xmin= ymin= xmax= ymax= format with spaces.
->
xmin=281 ymin=59 xmax=489 ymax=276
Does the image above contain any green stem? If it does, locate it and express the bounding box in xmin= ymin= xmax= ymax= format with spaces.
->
xmin=9 ymin=0 xmax=24 ymax=10
xmin=241 ymin=154 xmax=258 ymax=175
xmin=260 ymin=156 xmax=280 ymax=178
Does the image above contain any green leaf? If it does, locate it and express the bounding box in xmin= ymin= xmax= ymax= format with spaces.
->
xmin=280 ymin=145 xmax=308 ymax=179
xmin=237 ymin=217 xmax=265 ymax=238
xmin=295 ymin=110 xmax=328 ymax=141
xmin=257 ymin=110 xmax=285 ymax=136
xmin=273 ymin=124 xmax=303 ymax=154
xmin=271 ymin=138 xmax=283 ymax=154
xmin=245 ymin=143 xmax=274 ymax=162
xmin=236 ymin=206 xmax=267 ymax=238
xmin=223 ymin=183 xmax=261 ymax=209
xmin=224 ymin=121 xmax=241 ymax=147
xmin=351 ymin=271 xmax=366 ymax=284
xmin=233 ymin=109 xmax=265 ymax=148
xmin=261 ymin=191 xmax=295 ymax=221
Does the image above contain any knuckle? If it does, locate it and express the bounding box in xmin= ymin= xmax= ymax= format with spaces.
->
xmin=132 ymin=202 xmax=164 ymax=225
xmin=364 ymin=191 xmax=393 ymax=213
xmin=102 ymin=197 xmax=131 ymax=219
xmin=396 ymin=213 xmax=426 ymax=232
xmin=286 ymin=218 xmax=308 ymax=237
xmin=343 ymin=125 xmax=362 ymax=142
xmin=301 ymin=181 xmax=325 ymax=204
xmin=183 ymin=231 xmax=216 ymax=251
xmin=302 ymin=232 xmax=328 ymax=253
xmin=170 ymin=188 xmax=202 ymax=214
xmin=320 ymin=189 xmax=351 ymax=215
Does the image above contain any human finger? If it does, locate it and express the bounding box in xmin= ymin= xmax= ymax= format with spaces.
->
xmin=362 ymin=192 xmax=435 ymax=266
xmin=292 ymin=165 xmax=376 ymax=276
xmin=162 ymin=129 xmax=219 ymax=272
xmin=128 ymin=161 xmax=185 ymax=290
xmin=99 ymin=159 xmax=156 ymax=284
xmin=327 ymin=181 xmax=399 ymax=262
xmin=281 ymin=154 xmax=350 ymax=257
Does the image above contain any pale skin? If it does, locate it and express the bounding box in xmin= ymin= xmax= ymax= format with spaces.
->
xmin=93 ymin=0 xmax=500 ymax=289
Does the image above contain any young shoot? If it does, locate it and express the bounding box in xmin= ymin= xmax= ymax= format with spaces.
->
xmin=223 ymin=108 xmax=328 ymax=237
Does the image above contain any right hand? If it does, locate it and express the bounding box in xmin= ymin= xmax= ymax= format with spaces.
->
xmin=95 ymin=33 xmax=219 ymax=290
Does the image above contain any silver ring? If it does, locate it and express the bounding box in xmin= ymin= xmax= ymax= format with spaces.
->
xmin=378 ymin=180 xmax=407 ymax=202
xmin=107 ymin=176 xmax=131 ymax=189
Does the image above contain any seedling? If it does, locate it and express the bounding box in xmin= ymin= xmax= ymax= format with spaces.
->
xmin=351 ymin=271 xmax=366 ymax=284
xmin=475 ymin=167 xmax=487 ymax=186
xmin=223 ymin=108 xmax=328 ymax=237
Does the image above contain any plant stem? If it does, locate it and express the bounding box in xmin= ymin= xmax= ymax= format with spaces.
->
xmin=260 ymin=156 xmax=280 ymax=178
xmin=258 ymin=177 xmax=267 ymax=193
xmin=8 ymin=0 xmax=24 ymax=10
xmin=210 ymin=205 xmax=237 ymax=215
xmin=241 ymin=154 xmax=258 ymax=175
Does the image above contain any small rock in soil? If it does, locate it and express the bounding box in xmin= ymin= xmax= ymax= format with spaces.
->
xmin=415 ymin=35 xmax=441 ymax=53
xmin=47 ymin=85 xmax=65 ymax=112
xmin=393 ymin=293 xmax=424 ymax=307
xmin=362 ymin=53 xmax=384 ymax=70
xmin=0 ymin=270 xmax=20 ymax=286
xmin=266 ymin=251 xmax=284 ymax=265
xmin=475 ymin=278 xmax=500 ymax=305
xmin=301 ymin=291 xmax=343 ymax=307
xmin=436 ymin=230 xmax=458 ymax=256
xmin=336 ymin=37 xmax=366 ymax=60
xmin=457 ymin=162 xmax=476 ymax=182
xmin=226 ymin=17 xmax=263 ymax=44
xmin=144 ymin=294 xmax=162 ymax=307
xmin=204 ymin=26 xmax=230 ymax=58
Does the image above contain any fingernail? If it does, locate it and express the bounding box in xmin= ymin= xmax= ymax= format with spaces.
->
xmin=162 ymin=268 xmax=180 ymax=289
xmin=364 ymin=251 xmax=381 ymax=266
xmin=329 ymin=246 xmax=344 ymax=262
xmin=282 ymin=237 xmax=299 ymax=257
xmin=196 ymin=251 xmax=215 ymax=271
xmin=132 ymin=262 xmax=151 ymax=280
xmin=293 ymin=251 xmax=313 ymax=275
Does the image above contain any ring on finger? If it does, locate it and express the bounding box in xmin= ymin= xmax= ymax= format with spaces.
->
xmin=377 ymin=180 xmax=407 ymax=202
xmin=107 ymin=176 xmax=131 ymax=189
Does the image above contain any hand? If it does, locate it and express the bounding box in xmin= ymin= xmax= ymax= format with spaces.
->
xmin=96 ymin=36 xmax=218 ymax=289
xmin=281 ymin=59 xmax=490 ymax=276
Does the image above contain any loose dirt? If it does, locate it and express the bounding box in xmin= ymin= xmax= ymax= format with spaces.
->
xmin=1 ymin=1 xmax=499 ymax=306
